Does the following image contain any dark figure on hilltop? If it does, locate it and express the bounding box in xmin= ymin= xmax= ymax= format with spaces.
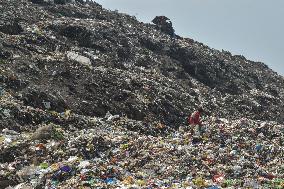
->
xmin=152 ymin=16 xmax=175 ymax=37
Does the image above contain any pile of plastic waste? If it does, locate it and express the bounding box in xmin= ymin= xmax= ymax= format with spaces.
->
xmin=1 ymin=109 xmax=284 ymax=188
xmin=1 ymin=0 xmax=284 ymax=188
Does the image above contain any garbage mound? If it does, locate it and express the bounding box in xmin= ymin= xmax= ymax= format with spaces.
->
xmin=0 ymin=0 xmax=284 ymax=188
xmin=1 ymin=108 xmax=284 ymax=188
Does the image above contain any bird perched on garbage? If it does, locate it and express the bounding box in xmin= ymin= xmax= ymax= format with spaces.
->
xmin=188 ymin=107 xmax=204 ymax=136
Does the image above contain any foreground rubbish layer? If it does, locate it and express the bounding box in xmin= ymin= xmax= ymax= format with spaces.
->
xmin=0 ymin=0 xmax=284 ymax=188
xmin=1 ymin=109 xmax=284 ymax=188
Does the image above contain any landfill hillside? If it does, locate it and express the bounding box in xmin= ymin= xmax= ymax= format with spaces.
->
xmin=1 ymin=0 xmax=284 ymax=188
xmin=1 ymin=0 xmax=284 ymax=129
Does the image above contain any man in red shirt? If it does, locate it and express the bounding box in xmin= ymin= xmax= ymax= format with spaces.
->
xmin=188 ymin=107 xmax=204 ymax=136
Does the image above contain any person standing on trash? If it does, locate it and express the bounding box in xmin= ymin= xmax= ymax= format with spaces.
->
xmin=188 ymin=107 xmax=204 ymax=136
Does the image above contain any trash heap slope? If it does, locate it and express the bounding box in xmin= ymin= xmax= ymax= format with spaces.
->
xmin=1 ymin=0 xmax=284 ymax=188
xmin=0 ymin=0 xmax=283 ymax=130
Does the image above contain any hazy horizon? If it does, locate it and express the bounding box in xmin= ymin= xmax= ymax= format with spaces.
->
xmin=96 ymin=0 xmax=284 ymax=76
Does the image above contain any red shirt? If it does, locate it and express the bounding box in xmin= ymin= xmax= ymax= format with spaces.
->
xmin=188 ymin=111 xmax=201 ymax=125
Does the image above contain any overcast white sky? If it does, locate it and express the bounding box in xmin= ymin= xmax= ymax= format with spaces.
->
xmin=96 ymin=0 xmax=284 ymax=76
